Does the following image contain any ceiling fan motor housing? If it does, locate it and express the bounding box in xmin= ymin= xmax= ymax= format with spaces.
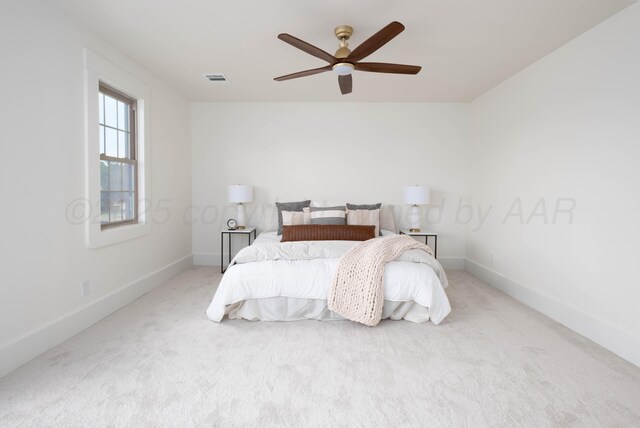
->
xmin=334 ymin=25 xmax=353 ymax=58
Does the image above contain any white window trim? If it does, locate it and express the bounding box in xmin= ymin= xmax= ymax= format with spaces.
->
xmin=84 ymin=48 xmax=151 ymax=248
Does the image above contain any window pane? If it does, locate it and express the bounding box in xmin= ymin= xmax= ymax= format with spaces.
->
xmin=117 ymin=101 xmax=128 ymax=131
xmin=104 ymin=94 xmax=117 ymax=128
xmin=98 ymin=93 xmax=104 ymax=124
xmin=123 ymin=192 xmax=135 ymax=220
xmin=105 ymin=127 xmax=118 ymax=157
xmin=124 ymin=105 xmax=130 ymax=131
xmin=122 ymin=163 xmax=134 ymax=191
xmin=118 ymin=130 xmax=129 ymax=158
xmin=99 ymin=84 xmax=137 ymax=228
xmin=109 ymin=162 xmax=122 ymax=191
xmin=99 ymin=124 xmax=105 ymax=154
xmin=100 ymin=191 xmax=110 ymax=223
xmin=109 ymin=192 xmax=123 ymax=222
xmin=100 ymin=160 xmax=109 ymax=191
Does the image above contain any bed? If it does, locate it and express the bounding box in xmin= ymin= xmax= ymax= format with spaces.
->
xmin=206 ymin=230 xmax=451 ymax=325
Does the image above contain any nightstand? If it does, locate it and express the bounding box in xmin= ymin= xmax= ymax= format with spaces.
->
xmin=399 ymin=230 xmax=438 ymax=259
xmin=221 ymin=227 xmax=256 ymax=273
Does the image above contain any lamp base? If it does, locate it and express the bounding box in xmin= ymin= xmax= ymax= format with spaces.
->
xmin=236 ymin=203 xmax=246 ymax=229
xmin=408 ymin=204 xmax=421 ymax=232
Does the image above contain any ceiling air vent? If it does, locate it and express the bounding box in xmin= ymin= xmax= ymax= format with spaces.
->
xmin=204 ymin=73 xmax=228 ymax=82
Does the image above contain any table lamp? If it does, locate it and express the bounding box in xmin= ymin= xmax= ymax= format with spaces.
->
xmin=227 ymin=184 xmax=253 ymax=229
xmin=404 ymin=185 xmax=430 ymax=232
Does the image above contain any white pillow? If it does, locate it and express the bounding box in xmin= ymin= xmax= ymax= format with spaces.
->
xmin=380 ymin=205 xmax=397 ymax=233
xmin=310 ymin=200 xmax=344 ymax=207
xmin=347 ymin=209 xmax=380 ymax=236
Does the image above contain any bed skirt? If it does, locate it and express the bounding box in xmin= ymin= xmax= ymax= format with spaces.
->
xmin=225 ymin=297 xmax=431 ymax=323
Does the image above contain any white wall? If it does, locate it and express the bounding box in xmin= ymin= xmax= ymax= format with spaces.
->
xmin=467 ymin=3 xmax=640 ymax=366
xmin=191 ymin=103 xmax=469 ymax=267
xmin=0 ymin=0 xmax=192 ymax=376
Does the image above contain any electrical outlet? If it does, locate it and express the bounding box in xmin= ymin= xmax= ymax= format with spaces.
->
xmin=81 ymin=279 xmax=91 ymax=297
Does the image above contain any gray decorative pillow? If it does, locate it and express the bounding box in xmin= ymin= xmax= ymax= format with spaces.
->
xmin=346 ymin=203 xmax=382 ymax=210
xmin=276 ymin=200 xmax=311 ymax=235
xmin=310 ymin=206 xmax=347 ymax=225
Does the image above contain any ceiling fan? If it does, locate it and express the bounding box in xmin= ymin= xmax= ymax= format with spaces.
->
xmin=274 ymin=21 xmax=422 ymax=95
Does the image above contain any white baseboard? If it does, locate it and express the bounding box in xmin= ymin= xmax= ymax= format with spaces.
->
xmin=0 ymin=254 xmax=193 ymax=378
xmin=193 ymin=252 xmax=465 ymax=270
xmin=464 ymin=258 xmax=640 ymax=368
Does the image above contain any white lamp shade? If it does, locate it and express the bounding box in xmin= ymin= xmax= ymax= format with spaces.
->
xmin=404 ymin=185 xmax=430 ymax=205
xmin=228 ymin=184 xmax=253 ymax=203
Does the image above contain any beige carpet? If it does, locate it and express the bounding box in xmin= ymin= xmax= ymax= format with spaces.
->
xmin=1 ymin=268 xmax=639 ymax=427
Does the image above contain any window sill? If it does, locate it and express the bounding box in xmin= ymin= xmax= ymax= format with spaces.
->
xmin=88 ymin=221 xmax=151 ymax=249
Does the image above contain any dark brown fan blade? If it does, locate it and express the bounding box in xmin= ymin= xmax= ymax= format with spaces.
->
xmin=277 ymin=33 xmax=336 ymax=64
xmin=354 ymin=62 xmax=421 ymax=74
xmin=274 ymin=65 xmax=332 ymax=81
xmin=347 ymin=21 xmax=405 ymax=62
xmin=338 ymin=74 xmax=352 ymax=95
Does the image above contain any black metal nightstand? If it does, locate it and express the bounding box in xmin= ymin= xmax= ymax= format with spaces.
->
xmin=399 ymin=229 xmax=438 ymax=259
xmin=221 ymin=227 xmax=256 ymax=273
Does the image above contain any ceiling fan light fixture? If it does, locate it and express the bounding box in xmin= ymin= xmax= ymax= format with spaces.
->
xmin=332 ymin=62 xmax=354 ymax=76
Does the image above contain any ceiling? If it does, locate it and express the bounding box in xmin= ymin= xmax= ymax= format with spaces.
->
xmin=52 ymin=0 xmax=633 ymax=102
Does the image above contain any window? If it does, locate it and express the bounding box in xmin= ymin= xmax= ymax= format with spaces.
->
xmin=85 ymin=48 xmax=151 ymax=248
xmin=98 ymin=83 xmax=137 ymax=228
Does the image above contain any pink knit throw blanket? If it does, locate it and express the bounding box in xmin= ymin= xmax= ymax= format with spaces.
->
xmin=327 ymin=235 xmax=433 ymax=326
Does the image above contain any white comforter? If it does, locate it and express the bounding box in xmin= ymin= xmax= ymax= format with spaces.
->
xmin=207 ymin=231 xmax=451 ymax=324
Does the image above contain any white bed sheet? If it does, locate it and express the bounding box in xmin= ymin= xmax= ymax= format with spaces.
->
xmin=207 ymin=230 xmax=451 ymax=325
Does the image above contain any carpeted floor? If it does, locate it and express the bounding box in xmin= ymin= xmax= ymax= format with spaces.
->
xmin=1 ymin=268 xmax=639 ymax=427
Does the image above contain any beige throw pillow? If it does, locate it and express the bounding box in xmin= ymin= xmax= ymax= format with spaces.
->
xmin=281 ymin=209 xmax=310 ymax=226
xmin=347 ymin=209 xmax=380 ymax=236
